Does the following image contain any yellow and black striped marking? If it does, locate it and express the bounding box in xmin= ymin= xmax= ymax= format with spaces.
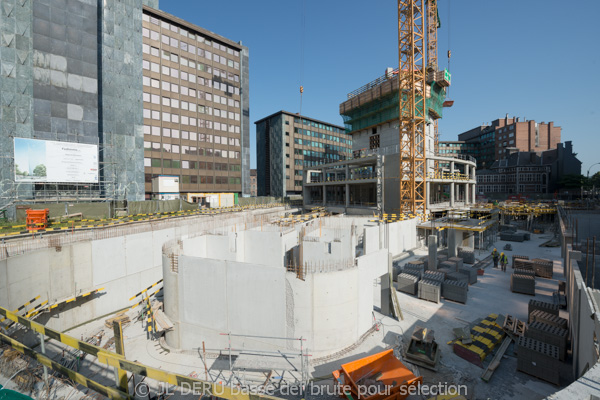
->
xmin=46 ymin=287 xmax=105 ymax=311
xmin=0 ymin=295 xmax=40 ymax=323
xmin=24 ymin=300 xmax=49 ymax=318
xmin=145 ymin=296 xmax=155 ymax=334
xmin=130 ymin=288 xmax=162 ymax=310
xmin=0 ymin=332 xmax=131 ymax=400
xmin=129 ymin=280 xmax=163 ymax=301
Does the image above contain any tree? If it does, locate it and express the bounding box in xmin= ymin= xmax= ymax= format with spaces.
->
xmin=558 ymin=174 xmax=587 ymax=189
xmin=33 ymin=164 xmax=46 ymax=177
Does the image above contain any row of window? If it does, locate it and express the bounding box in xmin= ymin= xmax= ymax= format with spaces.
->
xmin=142 ymin=110 xmax=240 ymax=133
xmin=143 ymin=63 xmax=240 ymax=96
xmin=144 ymin=141 xmax=239 ymax=153
xmin=497 ymin=125 xmax=515 ymax=134
xmin=142 ymin=18 xmax=241 ymax=69
xmin=293 ymin=127 xmax=351 ymax=145
xmin=292 ymin=138 xmax=351 ymax=154
xmin=144 ymin=157 xmax=242 ymax=169
xmin=143 ymin=13 xmax=240 ymax=58
xmin=293 ymin=149 xmax=346 ymax=162
xmin=144 ymin=77 xmax=240 ymax=108
xmin=143 ymin=93 xmax=240 ymax=121
xmin=293 ymin=118 xmax=344 ymax=134
xmin=143 ymin=126 xmax=241 ymax=144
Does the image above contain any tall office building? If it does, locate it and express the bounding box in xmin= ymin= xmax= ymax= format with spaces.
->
xmin=0 ymin=0 xmax=157 ymax=204
xmin=255 ymin=111 xmax=350 ymax=197
xmin=141 ymin=7 xmax=250 ymax=198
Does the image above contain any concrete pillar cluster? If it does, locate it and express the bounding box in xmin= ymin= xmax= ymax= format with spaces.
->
xmin=428 ymin=234 xmax=438 ymax=270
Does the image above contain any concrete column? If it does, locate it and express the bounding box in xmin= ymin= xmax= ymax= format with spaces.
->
xmin=428 ymin=234 xmax=438 ymax=270
xmin=467 ymin=232 xmax=475 ymax=248
xmin=465 ymin=184 xmax=470 ymax=205
xmin=472 ymin=184 xmax=477 ymax=204
xmin=345 ymin=164 xmax=349 ymax=180
xmin=448 ymin=228 xmax=458 ymax=258
xmin=380 ymin=253 xmax=392 ymax=316
xmin=345 ymin=184 xmax=350 ymax=208
xmin=426 ymin=181 xmax=431 ymax=209
xmin=323 ymin=185 xmax=327 ymax=206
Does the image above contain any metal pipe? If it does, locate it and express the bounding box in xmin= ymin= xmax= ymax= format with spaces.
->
xmin=586 ymin=238 xmax=590 ymax=287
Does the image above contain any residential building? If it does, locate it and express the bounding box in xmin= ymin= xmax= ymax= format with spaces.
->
xmin=142 ymin=7 xmax=250 ymax=199
xmin=250 ymin=169 xmax=257 ymax=197
xmin=477 ymin=141 xmax=581 ymax=196
xmin=303 ymin=67 xmax=478 ymax=215
xmin=451 ymin=115 xmax=561 ymax=169
xmin=255 ymin=111 xmax=350 ymax=197
xmin=0 ymin=0 xmax=159 ymax=204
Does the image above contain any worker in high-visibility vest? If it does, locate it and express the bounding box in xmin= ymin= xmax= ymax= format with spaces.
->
xmin=491 ymin=248 xmax=499 ymax=268
xmin=500 ymin=252 xmax=508 ymax=272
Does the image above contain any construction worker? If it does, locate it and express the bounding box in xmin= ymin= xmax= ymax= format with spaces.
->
xmin=492 ymin=248 xmax=499 ymax=268
xmin=500 ymin=252 xmax=508 ymax=272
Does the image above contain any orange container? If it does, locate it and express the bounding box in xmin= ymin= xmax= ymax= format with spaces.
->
xmin=332 ymin=349 xmax=422 ymax=400
xmin=26 ymin=209 xmax=49 ymax=231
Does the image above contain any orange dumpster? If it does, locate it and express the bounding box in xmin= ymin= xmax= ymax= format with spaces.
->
xmin=332 ymin=349 xmax=422 ymax=400
xmin=26 ymin=209 xmax=49 ymax=231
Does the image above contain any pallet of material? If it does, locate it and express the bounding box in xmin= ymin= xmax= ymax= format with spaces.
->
xmin=397 ymin=273 xmax=420 ymax=295
xmin=458 ymin=266 xmax=478 ymax=284
xmin=514 ymin=268 xmax=535 ymax=278
xmin=512 ymin=255 xmax=529 ymax=267
xmin=516 ymin=336 xmax=560 ymax=385
xmin=531 ymin=258 xmax=553 ymax=278
xmin=502 ymin=315 xmax=526 ymax=340
xmin=419 ymin=256 xmax=429 ymax=270
xmin=403 ymin=264 xmax=424 ymax=279
xmin=437 ymin=254 xmax=448 ymax=263
xmin=392 ymin=264 xmax=402 ymax=281
xmin=458 ymin=247 xmax=475 ymax=264
xmin=437 ymin=266 xmax=454 ymax=278
xmin=447 ymin=271 xmax=469 ymax=286
xmin=511 ymin=274 xmax=535 ymax=295
xmin=439 ymin=260 xmax=457 ymax=271
xmin=525 ymin=321 xmax=568 ymax=361
xmin=528 ymin=309 xmax=568 ymax=330
xmin=514 ymin=258 xmax=535 ymax=271
xmin=442 ymin=280 xmax=468 ymax=304
xmin=418 ymin=279 xmax=442 ymax=303
xmin=453 ymin=313 xmax=505 ymax=367
xmin=528 ymin=299 xmax=559 ymax=318
xmin=423 ymin=270 xmax=445 ymax=284
xmin=105 ymin=311 xmax=130 ymax=328
xmin=448 ymin=257 xmax=464 ymax=270
xmin=500 ymin=232 xmax=526 ymax=242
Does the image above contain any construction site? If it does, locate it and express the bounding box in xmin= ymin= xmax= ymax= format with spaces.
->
xmin=1 ymin=1 xmax=599 ymax=400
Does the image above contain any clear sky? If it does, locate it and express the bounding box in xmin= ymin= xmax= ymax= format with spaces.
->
xmin=160 ymin=0 xmax=600 ymax=174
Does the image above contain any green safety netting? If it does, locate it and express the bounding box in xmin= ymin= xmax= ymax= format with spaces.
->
xmin=342 ymin=82 xmax=446 ymax=134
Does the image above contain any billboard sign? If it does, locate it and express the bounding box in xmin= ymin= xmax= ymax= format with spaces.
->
xmin=14 ymin=138 xmax=99 ymax=183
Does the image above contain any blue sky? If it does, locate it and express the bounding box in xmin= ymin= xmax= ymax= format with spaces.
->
xmin=160 ymin=0 xmax=600 ymax=174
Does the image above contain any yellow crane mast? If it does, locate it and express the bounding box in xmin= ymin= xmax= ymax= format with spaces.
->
xmin=398 ymin=0 xmax=427 ymax=216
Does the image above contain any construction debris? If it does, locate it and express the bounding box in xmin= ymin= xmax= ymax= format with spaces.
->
xmin=405 ymin=326 xmax=440 ymax=371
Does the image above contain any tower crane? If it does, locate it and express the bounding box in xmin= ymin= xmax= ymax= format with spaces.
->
xmin=398 ymin=0 xmax=427 ymax=215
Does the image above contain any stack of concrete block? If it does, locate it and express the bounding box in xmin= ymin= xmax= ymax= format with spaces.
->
xmin=403 ymin=264 xmax=424 ymax=279
xmin=525 ymin=321 xmax=568 ymax=361
xmin=531 ymin=258 xmax=553 ymax=278
xmin=512 ymin=255 xmax=529 ymax=268
xmin=439 ymin=260 xmax=457 ymax=271
xmin=447 ymin=271 xmax=469 ymax=285
xmin=524 ymin=233 xmax=531 ymax=241
xmin=528 ymin=310 xmax=568 ymax=330
xmin=516 ymin=336 xmax=560 ymax=385
xmin=514 ymin=258 xmax=535 ymax=271
xmin=437 ymin=254 xmax=448 ymax=264
xmin=392 ymin=264 xmax=402 ymax=281
xmin=397 ymin=273 xmax=419 ymax=295
xmin=511 ymin=274 xmax=535 ymax=295
xmin=448 ymin=257 xmax=464 ymax=270
xmin=514 ymin=268 xmax=535 ymax=278
xmin=437 ymin=266 xmax=454 ymax=279
xmin=418 ymin=279 xmax=442 ymax=303
xmin=418 ymin=256 xmax=429 ymax=270
xmin=458 ymin=266 xmax=478 ymax=284
xmin=528 ymin=300 xmax=559 ymax=318
xmin=457 ymin=247 xmax=475 ymax=264
xmin=442 ymin=280 xmax=468 ymax=304
xmin=500 ymin=232 xmax=526 ymax=242
xmin=423 ymin=270 xmax=445 ymax=284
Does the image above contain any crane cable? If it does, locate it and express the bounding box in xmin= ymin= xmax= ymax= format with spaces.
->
xmin=299 ymin=0 xmax=306 ymax=116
